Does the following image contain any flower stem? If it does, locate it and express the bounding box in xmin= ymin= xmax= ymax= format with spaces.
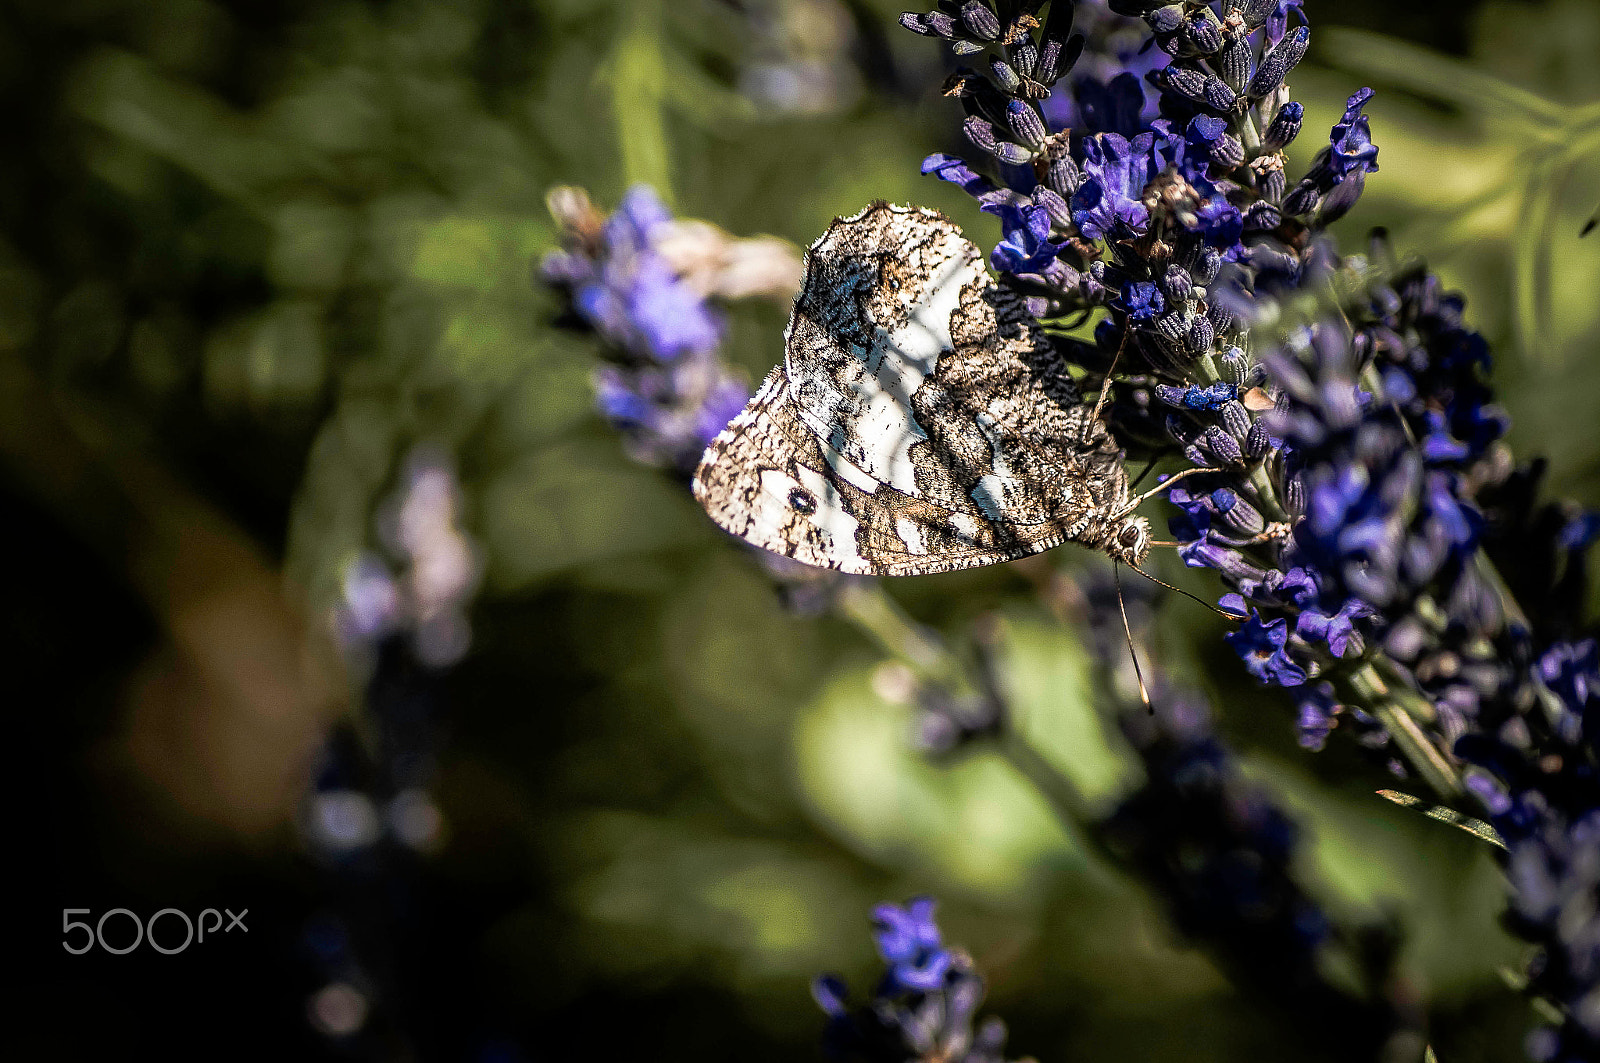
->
xmin=834 ymin=581 xmax=963 ymax=689
xmin=1347 ymin=661 xmax=1461 ymax=798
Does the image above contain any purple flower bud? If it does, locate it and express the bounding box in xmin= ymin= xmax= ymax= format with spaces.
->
xmin=1221 ymin=399 xmax=1252 ymax=441
xmin=1244 ymin=418 xmax=1273 ymax=458
xmin=1219 ymin=347 xmax=1250 ymax=385
xmin=1147 ymin=5 xmax=1185 ymax=35
xmin=1227 ymin=0 xmax=1278 ymax=29
xmin=1207 ymin=297 xmax=1236 ymax=336
xmin=1263 ymin=101 xmax=1304 ymax=150
xmin=1201 ymin=425 xmax=1245 ymax=465
xmin=1156 ymin=312 xmax=1189 ymax=344
xmin=1011 ymin=39 xmax=1040 ymax=80
xmin=1282 ymin=178 xmax=1319 ymax=216
xmin=963 ymin=115 xmax=999 ymax=154
xmin=1159 ymin=66 xmax=1236 ymax=113
xmin=1248 ymin=26 xmax=1309 ymax=99
xmin=1218 ymin=491 xmax=1266 ymax=535
xmin=960 ymin=1 xmax=1000 ymax=41
xmin=992 ymin=141 xmax=1034 ymax=164
xmin=1007 ymin=100 xmax=1047 ymax=148
xmin=1283 ymin=474 xmax=1306 ymax=517
xmin=1162 ymin=263 xmax=1194 ymax=303
xmin=1046 ymin=145 xmax=1083 ymax=195
xmin=1219 ymin=31 xmax=1254 ymax=91
xmin=1184 ymin=12 xmax=1223 ymax=53
xmin=990 ymin=57 xmax=1022 ymax=94
xmin=1261 ymin=167 xmax=1287 ymax=205
xmin=1243 ymin=201 xmax=1282 ymax=231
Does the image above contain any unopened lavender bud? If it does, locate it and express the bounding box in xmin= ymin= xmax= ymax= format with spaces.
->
xmin=1162 ymin=263 xmax=1194 ymax=303
xmin=1284 ymin=473 xmax=1306 ymax=518
xmin=1201 ymin=425 xmax=1245 ymax=465
xmin=1221 ymin=399 xmax=1252 ymax=442
xmin=1282 ymin=178 xmax=1321 ymax=217
xmin=1033 ymin=185 xmax=1072 ymax=229
xmin=1228 ymin=0 xmax=1276 ymax=29
xmin=1156 ymin=312 xmax=1189 ymax=344
xmin=1219 ymin=347 xmax=1249 ymax=385
xmin=1186 ymin=315 xmax=1215 ymax=355
xmin=1159 ymin=67 xmax=1236 ymax=112
xmin=1207 ymin=298 xmax=1235 ymax=335
xmin=1193 ymin=246 xmax=1222 ymax=284
xmin=1219 ymin=32 xmax=1253 ymax=91
xmin=960 ymin=1 xmax=1001 ymax=41
xmin=1247 ymin=26 xmax=1309 ymax=98
xmin=1219 ymin=491 xmax=1265 ymax=534
xmin=963 ymin=115 xmax=999 ymax=154
xmin=1007 ymin=100 xmax=1046 ymax=148
xmin=1262 ymin=168 xmax=1286 ymax=204
xmin=1147 ymin=4 xmax=1185 ymax=35
xmin=1011 ymin=40 xmax=1039 ymax=79
xmin=1210 ymin=131 xmax=1246 ymax=167
xmin=992 ymin=140 xmax=1034 ymax=164
xmin=1047 ymin=150 xmax=1082 ymax=194
xmin=990 ymin=57 xmax=1022 ymax=94
xmin=1244 ymin=418 xmax=1272 ymax=458
xmin=1035 ymin=38 xmax=1064 ymax=84
xmin=1184 ymin=11 xmax=1223 ymax=53
xmin=1262 ymin=100 xmax=1303 ymax=150
xmin=1242 ymin=201 xmax=1282 ymax=231
xmin=1203 ymin=74 xmax=1238 ymax=112
xmin=926 ymin=12 xmax=960 ymax=38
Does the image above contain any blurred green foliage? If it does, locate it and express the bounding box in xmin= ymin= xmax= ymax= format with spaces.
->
xmin=18 ymin=0 xmax=1598 ymax=1059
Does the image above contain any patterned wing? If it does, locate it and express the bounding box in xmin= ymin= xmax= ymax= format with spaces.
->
xmin=692 ymin=367 xmax=1069 ymax=575
xmin=692 ymin=202 xmax=1135 ymax=575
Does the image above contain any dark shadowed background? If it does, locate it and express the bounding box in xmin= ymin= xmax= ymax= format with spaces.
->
xmin=19 ymin=0 xmax=1600 ymax=1059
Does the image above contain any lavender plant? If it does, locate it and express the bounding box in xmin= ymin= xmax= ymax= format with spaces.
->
xmin=541 ymin=2 xmax=1599 ymax=1058
xmin=896 ymin=3 xmax=1597 ymax=1056
xmin=815 ymin=898 xmax=1033 ymax=1063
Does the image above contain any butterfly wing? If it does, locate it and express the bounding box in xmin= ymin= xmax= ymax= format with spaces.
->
xmin=693 ymin=203 xmax=1132 ymax=575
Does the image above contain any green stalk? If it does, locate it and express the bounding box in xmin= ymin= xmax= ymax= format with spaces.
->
xmin=607 ymin=0 xmax=674 ymax=203
xmin=1346 ymin=661 xmax=1460 ymax=799
xmin=834 ymin=582 xmax=961 ymax=688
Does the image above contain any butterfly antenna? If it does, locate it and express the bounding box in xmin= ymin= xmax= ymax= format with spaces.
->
xmin=1126 ymin=561 xmax=1247 ymax=622
xmin=1115 ymin=464 xmax=1224 ymax=518
xmin=1113 ymin=563 xmax=1152 ymax=711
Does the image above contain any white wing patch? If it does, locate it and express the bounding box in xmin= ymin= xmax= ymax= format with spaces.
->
xmin=822 ymin=434 xmax=881 ymax=494
xmin=790 ymin=232 xmax=980 ymax=499
xmin=793 ymin=465 xmax=860 ymax=550
xmin=969 ymin=412 xmax=1024 ymax=520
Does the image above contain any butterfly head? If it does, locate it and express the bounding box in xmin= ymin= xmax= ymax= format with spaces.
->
xmin=1107 ymin=514 xmax=1151 ymax=566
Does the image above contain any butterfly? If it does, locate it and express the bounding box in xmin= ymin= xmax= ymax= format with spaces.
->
xmin=693 ymin=202 xmax=1162 ymax=577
